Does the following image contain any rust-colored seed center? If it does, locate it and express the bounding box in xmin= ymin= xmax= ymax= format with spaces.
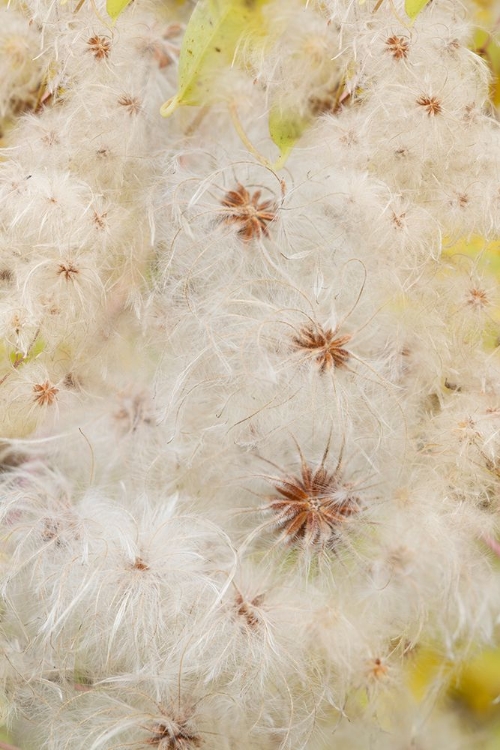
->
xmin=467 ymin=287 xmax=488 ymax=308
xmin=33 ymin=381 xmax=59 ymax=407
xmin=266 ymin=451 xmax=360 ymax=548
xmin=385 ymin=35 xmax=409 ymax=59
xmin=118 ymin=95 xmax=142 ymax=115
xmin=235 ymin=592 xmax=264 ymax=629
xmin=416 ymin=95 xmax=442 ymax=116
xmin=87 ymin=35 xmax=111 ymax=60
xmin=93 ymin=210 xmax=108 ymax=229
xmin=131 ymin=556 xmax=149 ymax=571
xmin=146 ymin=720 xmax=202 ymax=748
xmin=392 ymin=212 xmax=406 ymax=229
xmin=293 ymin=324 xmax=352 ymax=373
xmin=58 ymin=263 xmax=79 ymax=280
xmin=369 ymin=657 xmax=389 ymax=679
xmin=221 ymin=184 xmax=276 ymax=241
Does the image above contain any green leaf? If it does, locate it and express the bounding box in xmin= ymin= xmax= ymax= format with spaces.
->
xmin=0 ymin=726 xmax=15 ymax=745
xmin=268 ymin=105 xmax=311 ymax=169
xmin=8 ymin=337 xmax=44 ymax=369
xmin=161 ymin=0 xmax=270 ymax=117
xmin=106 ymin=0 xmax=133 ymax=21
xmin=405 ymin=0 xmax=431 ymax=20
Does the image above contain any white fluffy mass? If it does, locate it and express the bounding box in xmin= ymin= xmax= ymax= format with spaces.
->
xmin=0 ymin=0 xmax=500 ymax=747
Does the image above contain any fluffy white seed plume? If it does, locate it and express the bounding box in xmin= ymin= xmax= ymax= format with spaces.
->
xmin=0 ymin=7 xmax=43 ymax=121
xmin=1 ymin=0 xmax=500 ymax=747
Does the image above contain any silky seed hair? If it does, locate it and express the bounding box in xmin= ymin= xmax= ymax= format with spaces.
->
xmin=1 ymin=0 xmax=500 ymax=746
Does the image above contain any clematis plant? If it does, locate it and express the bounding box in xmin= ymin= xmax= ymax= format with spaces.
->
xmin=1 ymin=0 xmax=500 ymax=748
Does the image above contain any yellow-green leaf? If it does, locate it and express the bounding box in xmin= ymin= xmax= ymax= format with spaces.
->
xmin=268 ymin=105 xmax=311 ymax=169
xmin=405 ymin=0 xmax=431 ymax=20
xmin=106 ymin=0 xmax=132 ymax=20
xmin=451 ymin=648 xmax=500 ymax=716
xmin=0 ymin=726 xmax=15 ymax=745
xmin=161 ymin=0 xmax=270 ymax=117
xmin=472 ymin=27 xmax=500 ymax=107
xmin=8 ymin=337 xmax=45 ymax=369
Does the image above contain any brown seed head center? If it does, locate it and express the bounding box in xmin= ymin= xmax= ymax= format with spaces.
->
xmin=266 ymin=451 xmax=360 ymax=548
xmin=58 ymin=263 xmax=79 ymax=281
xmin=131 ymin=556 xmax=149 ymax=571
xmin=87 ymin=35 xmax=111 ymax=60
xmin=293 ymin=324 xmax=352 ymax=372
xmin=416 ymin=95 xmax=442 ymax=116
xmin=146 ymin=719 xmax=202 ymax=749
xmin=369 ymin=657 xmax=389 ymax=680
xmin=466 ymin=287 xmax=488 ymax=308
xmin=385 ymin=35 xmax=409 ymax=60
xmin=235 ymin=592 xmax=264 ymax=629
xmin=33 ymin=381 xmax=59 ymax=407
xmin=221 ymin=184 xmax=276 ymax=241
xmin=118 ymin=94 xmax=142 ymax=115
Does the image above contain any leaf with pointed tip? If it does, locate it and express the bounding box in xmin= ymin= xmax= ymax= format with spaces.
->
xmin=405 ymin=0 xmax=431 ymax=20
xmin=106 ymin=0 xmax=133 ymax=21
xmin=161 ymin=0 xmax=270 ymax=117
xmin=268 ymin=105 xmax=311 ymax=169
xmin=8 ymin=338 xmax=45 ymax=369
